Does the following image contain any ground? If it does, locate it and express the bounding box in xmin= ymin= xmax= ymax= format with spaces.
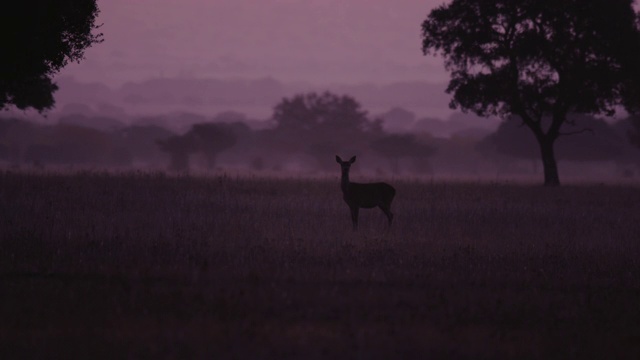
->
xmin=1 ymin=171 xmax=639 ymax=359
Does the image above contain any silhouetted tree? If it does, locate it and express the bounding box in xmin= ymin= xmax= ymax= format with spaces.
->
xmin=0 ymin=118 xmax=39 ymax=163
xmin=378 ymin=107 xmax=416 ymax=133
xmin=629 ymin=115 xmax=640 ymax=149
xmin=58 ymin=114 xmax=124 ymax=132
xmin=306 ymin=141 xmax=353 ymax=171
xmin=212 ymin=111 xmax=248 ymax=123
xmin=422 ymin=0 xmax=640 ymax=186
xmin=1 ymin=1 xmax=102 ymax=111
xmin=476 ymin=118 xmax=539 ymax=166
xmin=188 ymin=123 xmax=237 ymax=169
xmin=157 ymin=135 xmax=199 ymax=172
xmin=557 ymin=117 xmax=626 ymax=162
xmin=370 ymin=134 xmax=436 ymax=173
xmin=22 ymin=123 xmax=115 ymax=166
xmin=116 ymin=125 xmax=174 ymax=166
xmin=271 ymin=92 xmax=382 ymax=170
xmin=478 ymin=115 xmax=631 ymax=171
xmin=0 ymin=143 xmax=8 ymax=162
xmin=274 ymin=92 xmax=381 ymax=134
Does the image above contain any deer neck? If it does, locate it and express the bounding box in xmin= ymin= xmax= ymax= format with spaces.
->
xmin=341 ymin=169 xmax=351 ymax=193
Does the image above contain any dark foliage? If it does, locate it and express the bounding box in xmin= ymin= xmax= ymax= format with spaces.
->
xmin=270 ymin=92 xmax=383 ymax=170
xmin=370 ymin=134 xmax=436 ymax=173
xmin=188 ymin=123 xmax=238 ymax=169
xmin=0 ymin=1 xmax=102 ymax=111
xmin=156 ymin=122 xmax=241 ymax=172
xmin=422 ymin=0 xmax=640 ymax=185
xmin=629 ymin=115 xmax=640 ymax=149
xmin=156 ymin=134 xmax=199 ymax=172
xmin=273 ymin=92 xmax=378 ymax=133
xmin=115 ymin=125 xmax=174 ymax=165
xmin=479 ymin=115 xmax=633 ymax=162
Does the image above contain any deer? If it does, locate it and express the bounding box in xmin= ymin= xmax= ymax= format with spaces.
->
xmin=336 ymin=155 xmax=396 ymax=231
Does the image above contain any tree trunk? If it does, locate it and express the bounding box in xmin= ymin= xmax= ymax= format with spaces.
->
xmin=205 ymin=152 xmax=217 ymax=169
xmin=169 ymin=151 xmax=190 ymax=173
xmin=538 ymin=139 xmax=560 ymax=186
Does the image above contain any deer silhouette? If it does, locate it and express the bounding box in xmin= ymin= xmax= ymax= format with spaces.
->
xmin=336 ymin=155 xmax=396 ymax=230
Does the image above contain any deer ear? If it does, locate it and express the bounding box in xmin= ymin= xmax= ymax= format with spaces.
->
xmin=336 ymin=155 xmax=342 ymax=163
xmin=349 ymin=156 xmax=356 ymax=164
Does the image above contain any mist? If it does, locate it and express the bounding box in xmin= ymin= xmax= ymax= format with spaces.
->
xmin=58 ymin=0 xmax=448 ymax=86
xmin=6 ymin=2 xmax=640 ymax=358
xmin=0 ymin=0 xmax=608 ymax=183
xmin=1 ymin=0 xmax=636 ymax=182
xmin=1 ymin=77 xmax=638 ymax=182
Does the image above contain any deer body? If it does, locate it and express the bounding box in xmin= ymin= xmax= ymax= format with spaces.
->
xmin=336 ymin=155 xmax=395 ymax=230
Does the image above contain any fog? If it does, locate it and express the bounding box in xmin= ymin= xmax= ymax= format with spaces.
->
xmin=59 ymin=0 xmax=447 ymax=86
xmin=6 ymin=3 xmax=640 ymax=358
xmin=3 ymin=0 xmax=640 ymax=181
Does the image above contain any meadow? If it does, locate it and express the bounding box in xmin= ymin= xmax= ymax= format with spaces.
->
xmin=1 ymin=170 xmax=640 ymax=359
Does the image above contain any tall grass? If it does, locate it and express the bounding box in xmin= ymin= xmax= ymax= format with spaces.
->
xmin=1 ymin=170 xmax=639 ymax=359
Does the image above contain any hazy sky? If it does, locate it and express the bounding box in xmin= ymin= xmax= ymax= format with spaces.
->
xmin=59 ymin=0 xmax=449 ymax=86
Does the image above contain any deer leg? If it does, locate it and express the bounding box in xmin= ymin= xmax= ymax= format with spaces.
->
xmin=380 ymin=206 xmax=394 ymax=227
xmin=350 ymin=206 xmax=359 ymax=231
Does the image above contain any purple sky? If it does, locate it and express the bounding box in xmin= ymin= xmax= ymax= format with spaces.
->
xmin=59 ymin=0 xmax=449 ymax=86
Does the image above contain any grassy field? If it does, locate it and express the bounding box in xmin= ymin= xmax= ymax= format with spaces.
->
xmin=1 ymin=170 xmax=640 ymax=359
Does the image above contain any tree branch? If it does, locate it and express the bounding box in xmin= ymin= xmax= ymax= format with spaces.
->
xmin=558 ymin=128 xmax=594 ymax=137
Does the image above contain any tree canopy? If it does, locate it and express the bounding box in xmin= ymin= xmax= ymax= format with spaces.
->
xmin=1 ymin=1 xmax=102 ymax=112
xmin=189 ymin=123 xmax=238 ymax=169
xmin=270 ymin=92 xmax=383 ymax=170
xmin=479 ymin=115 xmax=631 ymax=163
xmin=273 ymin=92 xmax=380 ymax=135
xmin=422 ymin=0 xmax=640 ymax=185
xmin=370 ymin=134 xmax=436 ymax=173
xmin=629 ymin=115 xmax=640 ymax=149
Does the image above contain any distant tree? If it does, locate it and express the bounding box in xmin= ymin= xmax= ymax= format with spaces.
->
xmin=422 ymin=0 xmax=640 ymax=186
xmin=24 ymin=124 xmax=114 ymax=166
xmin=476 ymin=118 xmax=539 ymax=166
xmin=212 ymin=111 xmax=248 ymax=123
xmin=478 ymin=115 xmax=630 ymax=171
xmin=156 ymin=135 xmax=199 ymax=172
xmin=274 ymin=92 xmax=380 ymax=134
xmin=557 ymin=118 xmax=626 ymax=162
xmin=1 ymin=1 xmax=103 ymax=111
xmin=188 ymin=123 xmax=237 ymax=169
xmin=629 ymin=115 xmax=640 ymax=149
xmin=379 ymin=107 xmax=416 ymax=133
xmin=370 ymin=134 xmax=436 ymax=173
xmin=271 ymin=92 xmax=382 ymax=169
xmin=0 ymin=143 xmax=8 ymax=162
xmin=58 ymin=114 xmax=125 ymax=132
xmin=0 ymin=117 xmax=39 ymax=163
xmin=306 ymin=141 xmax=350 ymax=171
xmin=116 ymin=125 xmax=174 ymax=165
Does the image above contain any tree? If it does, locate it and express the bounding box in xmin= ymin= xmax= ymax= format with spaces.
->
xmin=478 ymin=115 xmax=630 ymax=174
xmin=378 ymin=107 xmax=417 ymax=133
xmin=1 ymin=1 xmax=102 ymax=111
xmin=156 ymin=135 xmax=199 ymax=172
xmin=629 ymin=115 xmax=640 ymax=149
xmin=188 ymin=123 xmax=237 ymax=169
xmin=116 ymin=124 xmax=174 ymax=166
xmin=422 ymin=0 xmax=640 ymax=185
xmin=273 ymin=92 xmax=380 ymax=135
xmin=25 ymin=124 xmax=114 ymax=166
xmin=271 ymin=92 xmax=382 ymax=170
xmin=156 ymin=122 xmax=241 ymax=172
xmin=370 ymin=134 xmax=436 ymax=173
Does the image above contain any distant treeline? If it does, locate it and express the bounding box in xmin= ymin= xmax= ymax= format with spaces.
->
xmin=2 ymin=92 xmax=640 ymax=179
xmin=53 ymin=77 xmax=453 ymax=119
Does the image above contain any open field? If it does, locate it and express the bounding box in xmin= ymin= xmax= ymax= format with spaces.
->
xmin=1 ymin=171 xmax=640 ymax=359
